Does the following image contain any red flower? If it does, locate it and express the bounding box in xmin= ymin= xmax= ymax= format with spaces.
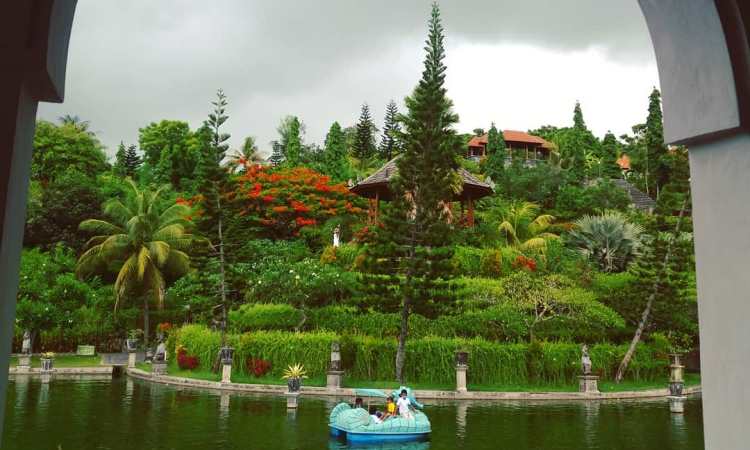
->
xmin=291 ymin=200 xmax=310 ymax=213
xmin=262 ymin=195 xmax=275 ymax=203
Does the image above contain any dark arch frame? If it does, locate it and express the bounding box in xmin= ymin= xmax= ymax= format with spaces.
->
xmin=1 ymin=1 xmax=748 ymax=447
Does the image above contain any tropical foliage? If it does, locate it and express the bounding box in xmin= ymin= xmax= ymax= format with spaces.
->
xmin=566 ymin=212 xmax=644 ymax=272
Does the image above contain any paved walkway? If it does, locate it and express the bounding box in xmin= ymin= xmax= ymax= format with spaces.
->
xmin=126 ymin=368 xmax=701 ymax=401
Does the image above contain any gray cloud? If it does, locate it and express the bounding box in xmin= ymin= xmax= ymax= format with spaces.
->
xmin=39 ymin=0 xmax=656 ymax=158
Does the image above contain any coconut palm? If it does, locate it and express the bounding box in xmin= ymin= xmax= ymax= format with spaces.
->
xmin=498 ymin=201 xmax=561 ymax=254
xmin=566 ymin=212 xmax=644 ymax=272
xmin=76 ymin=179 xmax=204 ymax=345
xmin=227 ymin=136 xmax=263 ymax=173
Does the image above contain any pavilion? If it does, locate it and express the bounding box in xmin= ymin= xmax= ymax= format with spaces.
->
xmin=349 ymin=157 xmax=493 ymax=226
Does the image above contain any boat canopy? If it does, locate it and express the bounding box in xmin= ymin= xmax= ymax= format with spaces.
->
xmin=353 ymin=388 xmax=389 ymax=398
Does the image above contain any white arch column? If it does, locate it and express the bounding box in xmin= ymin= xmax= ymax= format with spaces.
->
xmin=640 ymin=1 xmax=750 ymax=449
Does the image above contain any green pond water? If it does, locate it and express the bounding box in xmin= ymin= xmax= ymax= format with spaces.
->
xmin=2 ymin=376 xmax=704 ymax=450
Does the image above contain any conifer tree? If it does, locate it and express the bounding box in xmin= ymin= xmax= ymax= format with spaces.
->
xmin=379 ymin=100 xmax=402 ymax=160
xmin=322 ymin=121 xmax=352 ymax=182
xmin=645 ymin=88 xmax=669 ymax=197
xmin=114 ymin=142 xmax=142 ymax=178
xmin=573 ymin=101 xmax=586 ymax=131
xmin=284 ymin=116 xmax=303 ymax=166
xmin=483 ymin=122 xmax=506 ymax=181
xmin=195 ymin=89 xmax=231 ymax=346
xmin=353 ymin=103 xmax=377 ymax=161
xmin=269 ymin=141 xmax=285 ymax=166
xmin=362 ymin=3 xmax=460 ymax=383
xmin=600 ymin=131 xmax=621 ymax=179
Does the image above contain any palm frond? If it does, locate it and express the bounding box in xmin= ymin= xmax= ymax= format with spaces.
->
xmin=148 ymin=241 xmax=170 ymax=267
xmin=163 ymin=250 xmax=191 ymax=276
xmin=114 ymin=254 xmax=139 ymax=311
xmin=152 ymin=223 xmax=185 ymax=242
xmin=79 ymin=219 xmax=125 ymax=236
xmin=144 ymin=265 xmax=166 ymax=309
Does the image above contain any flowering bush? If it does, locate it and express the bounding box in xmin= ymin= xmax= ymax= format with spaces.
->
xmin=246 ymin=357 xmax=272 ymax=377
xmin=157 ymin=322 xmax=173 ymax=334
xmin=176 ymin=346 xmax=200 ymax=370
xmin=512 ymin=255 xmax=537 ymax=272
xmin=228 ymin=166 xmax=365 ymax=239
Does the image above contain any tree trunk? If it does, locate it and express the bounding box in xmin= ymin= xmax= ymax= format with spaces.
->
xmin=615 ymin=198 xmax=688 ymax=383
xmin=143 ymin=296 xmax=150 ymax=350
xmin=395 ymin=295 xmax=410 ymax=384
xmin=216 ymin=195 xmax=229 ymax=348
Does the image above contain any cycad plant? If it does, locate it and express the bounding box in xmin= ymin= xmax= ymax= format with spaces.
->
xmin=76 ymin=179 xmax=204 ymax=345
xmin=498 ymin=201 xmax=560 ymax=255
xmin=566 ymin=212 xmax=644 ymax=272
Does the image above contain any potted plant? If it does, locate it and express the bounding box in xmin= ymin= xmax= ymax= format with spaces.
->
xmin=126 ymin=329 xmax=142 ymax=352
xmin=40 ymin=351 xmax=55 ymax=371
xmin=282 ymin=363 xmax=308 ymax=392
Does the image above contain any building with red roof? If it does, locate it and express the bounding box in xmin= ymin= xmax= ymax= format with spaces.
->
xmin=467 ymin=130 xmax=555 ymax=162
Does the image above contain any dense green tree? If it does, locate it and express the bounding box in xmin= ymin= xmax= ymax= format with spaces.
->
xmin=553 ymin=180 xmax=631 ymax=220
xmin=353 ymin=103 xmax=378 ymax=161
xmin=379 ymin=100 xmax=402 ymax=160
xmin=138 ymin=120 xmax=201 ymax=190
xmin=280 ymin=116 xmax=303 ymax=166
xmin=76 ymin=180 xmax=203 ymax=346
xmin=483 ymin=122 xmax=506 ymax=181
xmin=363 ymin=4 xmax=461 ymax=383
xmin=600 ymin=131 xmax=620 ymax=179
xmin=31 ymin=120 xmax=109 ymax=184
xmin=322 ymin=121 xmax=352 ymax=182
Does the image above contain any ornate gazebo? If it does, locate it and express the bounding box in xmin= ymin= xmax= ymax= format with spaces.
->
xmin=349 ymin=158 xmax=493 ymax=226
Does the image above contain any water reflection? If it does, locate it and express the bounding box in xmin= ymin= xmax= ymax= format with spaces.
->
xmin=328 ymin=439 xmax=430 ymax=450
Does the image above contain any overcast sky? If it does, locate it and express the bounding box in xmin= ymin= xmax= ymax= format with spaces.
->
xmin=38 ymin=0 xmax=659 ymax=158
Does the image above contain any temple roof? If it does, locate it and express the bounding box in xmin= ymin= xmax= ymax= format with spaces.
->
xmin=350 ymin=157 xmax=493 ymax=201
xmin=467 ymin=130 xmax=554 ymax=149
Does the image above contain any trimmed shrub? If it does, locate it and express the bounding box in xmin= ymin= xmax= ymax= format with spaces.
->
xmin=229 ymin=304 xmax=303 ymax=332
xmin=173 ymin=325 xmax=667 ymax=385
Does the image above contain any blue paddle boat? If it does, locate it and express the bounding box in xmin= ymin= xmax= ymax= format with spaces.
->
xmin=329 ymin=387 xmax=431 ymax=444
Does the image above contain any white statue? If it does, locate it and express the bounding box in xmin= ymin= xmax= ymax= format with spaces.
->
xmin=333 ymin=225 xmax=341 ymax=248
xmin=21 ymin=330 xmax=31 ymax=355
xmin=155 ymin=341 xmax=167 ymax=363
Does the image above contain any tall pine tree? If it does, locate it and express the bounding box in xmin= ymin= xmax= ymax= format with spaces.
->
xmin=322 ymin=121 xmax=352 ymax=182
xmin=379 ymin=100 xmax=402 ymax=160
xmin=114 ymin=142 xmax=142 ymax=178
xmin=600 ymin=131 xmax=621 ymax=179
xmin=363 ymin=3 xmax=461 ymax=383
xmin=645 ymin=88 xmax=668 ymax=197
xmin=483 ymin=122 xmax=506 ymax=181
xmin=196 ymin=89 xmax=231 ymax=346
xmin=353 ymin=103 xmax=377 ymax=161
xmin=283 ymin=116 xmax=303 ymax=166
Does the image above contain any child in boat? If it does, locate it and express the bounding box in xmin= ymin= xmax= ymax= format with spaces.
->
xmin=396 ymin=389 xmax=414 ymax=419
xmin=354 ymin=397 xmax=364 ymax=409
xmin=370 ymin=411 xmax=383 ymax=424
xmin=382 ymin=396 xmax=396 ymax=420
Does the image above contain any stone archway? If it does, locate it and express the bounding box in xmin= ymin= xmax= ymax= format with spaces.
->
xmin=0 ymin=1 xmax=748 ymax=447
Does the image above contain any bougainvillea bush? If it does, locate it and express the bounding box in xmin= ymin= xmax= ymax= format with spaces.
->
xmin=227 ymin=165 xmax=365 ymax=240
xmin=176 ymin=346 xmax=200 ymax=370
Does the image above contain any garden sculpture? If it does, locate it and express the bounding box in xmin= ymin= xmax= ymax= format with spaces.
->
xmin=21 ymin=330 xmax=31 ymax=354
xmin=581 ymin=344 xmax=592 ymax=375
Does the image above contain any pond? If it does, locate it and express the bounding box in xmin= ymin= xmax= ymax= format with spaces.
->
xmin=2 ymin=376 xmax=704 ymax=450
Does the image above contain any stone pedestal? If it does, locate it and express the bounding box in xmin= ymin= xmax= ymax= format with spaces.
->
xmin=17 ymin=355 xmax=31 ymax=369
xmin=327 ymin=370 xmax=343 ymax=390
xmin=669 ymin=353 xmax=685 ymax=396
xmin=456 ymin=365 xmax=468 ymax=393
xmin=285 ymin=391 xmax=301 ymax=409
xmin=221 ymin=363 xmax=232 ymax=383
xmin=128 ymin=352 xmax=137 ymax=369
xmin=669 ymin=395 xmax=686 ymax=413
xmin=578 ymin=375 xmax=600 ymax=393
xmin=152 ymin=362 xmax=167 ymax=376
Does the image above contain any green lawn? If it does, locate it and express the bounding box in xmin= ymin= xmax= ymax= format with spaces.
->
xmin=9 ymin=355 xmax=103 ymax=368
xmin=129 ymin=362 xmax=701 ymax=394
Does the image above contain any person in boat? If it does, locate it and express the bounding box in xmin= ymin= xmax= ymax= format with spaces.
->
xmin=370 ymin=411 xmax=383 ymax=424
xmin=382 ymin=396 xmax=396 ymax=420
xmin=354 ymin=397 xmax=364 ymax=409
xmin=396 ymin=389 xmax=414 ymax=419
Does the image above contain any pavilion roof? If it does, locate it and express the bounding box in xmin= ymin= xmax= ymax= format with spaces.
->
xmin=350 ymin=157 xmax=493 ymax=201
xmin=467 ymin=130 xmax=554 ymax=149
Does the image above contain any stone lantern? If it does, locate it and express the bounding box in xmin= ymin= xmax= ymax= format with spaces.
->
xmin=455 ymin=351 xmax=469 ymax=393
xmin=220 ymin=347 xmax=234 ymax=384
xmin=326 ymin=342 xmax=344 ymax=390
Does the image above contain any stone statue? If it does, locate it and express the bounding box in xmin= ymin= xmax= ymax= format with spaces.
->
xmin=154 ymin=341 xmax=167 ymax=363
xmin=581 ymin=344 xmax=592 ymax=375
xmin=333 ymin=225 xmax=341 ymax=248
xmin=21 ymin=330 xmax=31 ymax=355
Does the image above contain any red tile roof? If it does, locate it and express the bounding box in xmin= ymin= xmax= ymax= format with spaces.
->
xmin=468 ymin=130 xmax=553 ymax=149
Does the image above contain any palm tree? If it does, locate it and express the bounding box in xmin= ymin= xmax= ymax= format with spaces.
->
xmin=58 ymin=114 xmax=91 ymax=133
xmin=227 ymin=136 xmax=263 ymax=173
xmin=566 ymin=212 xmax=644 ymax=272
xmin=76 ymin=179 xmax=204 ymax=346
xmin=498 ymin=201 xmax=561 ymax=254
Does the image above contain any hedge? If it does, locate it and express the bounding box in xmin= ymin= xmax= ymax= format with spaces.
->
xmin=173 ymin=325 xmax=667 ymax=385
